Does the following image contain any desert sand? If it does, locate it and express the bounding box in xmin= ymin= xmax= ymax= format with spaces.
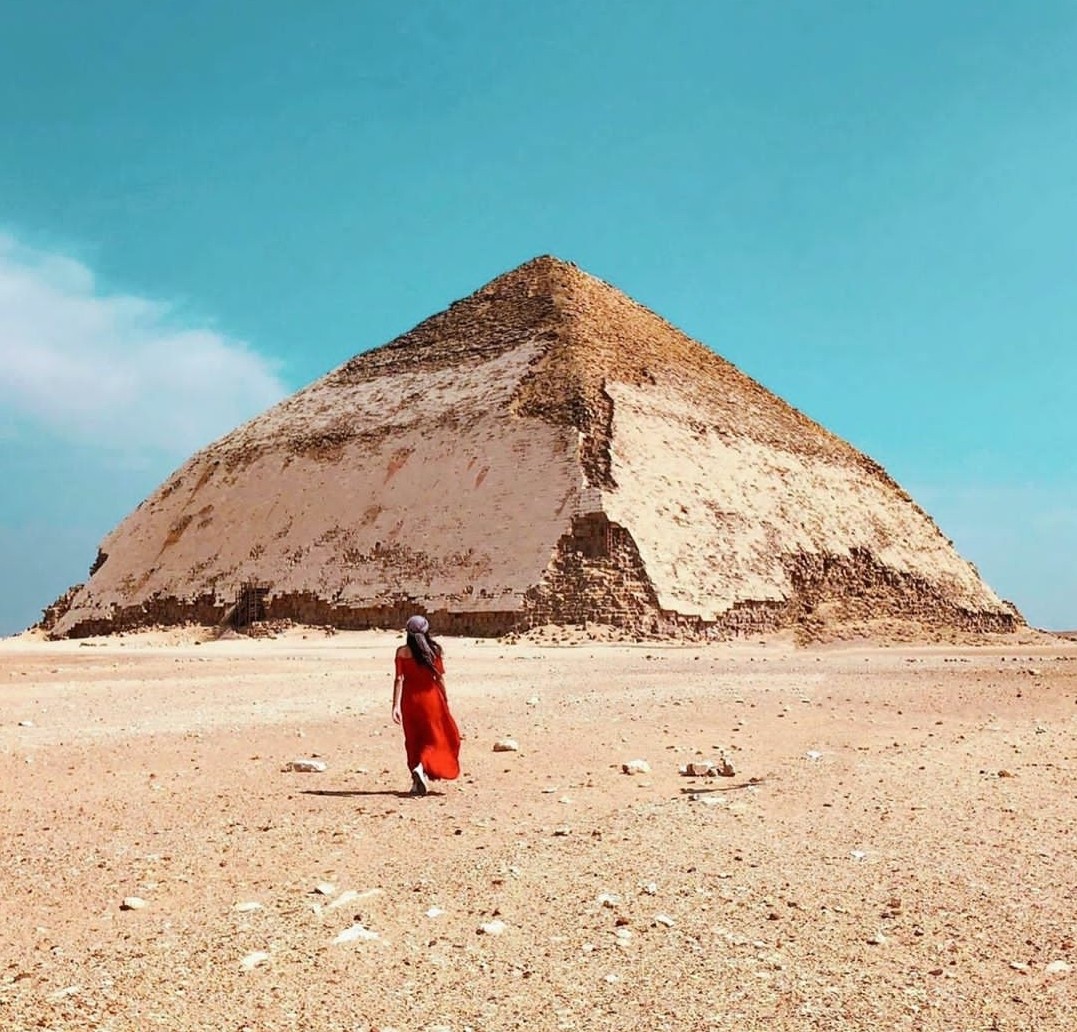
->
xmin=1 ymin=629 xmax=1075 ymax=1031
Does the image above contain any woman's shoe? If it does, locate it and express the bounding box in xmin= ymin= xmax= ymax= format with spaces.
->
xmin=410 ymin=764 xmax=429 ymax=796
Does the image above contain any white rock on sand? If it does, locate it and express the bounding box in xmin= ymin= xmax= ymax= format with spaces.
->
xmin=333 ymin=923 xmax=380 ymax=944
xmin=283 ymin=758 xmax=327 ymax=773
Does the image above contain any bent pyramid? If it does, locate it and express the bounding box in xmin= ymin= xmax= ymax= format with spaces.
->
xmin=46 ymin=256 xmax=1019 ymax=639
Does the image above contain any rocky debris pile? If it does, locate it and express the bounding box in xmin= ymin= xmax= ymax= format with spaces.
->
xmin=679 ymin=755 xmax=735 ymax=778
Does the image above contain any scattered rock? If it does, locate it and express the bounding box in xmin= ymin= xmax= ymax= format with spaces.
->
xmin=681 ymin=761 xmax=711 ymax=777
xmin=654 ymin=914 xmax=675 ymax=927
xmin=333 ymin=923 xmax=380 ymax=944
xmin=597 ymin=893 xmax=621 ymax=909
xmin=17 ymin=720 xmax=34 ymax=728
xmin=526 ymin=696 xmax=540 ymax=706
xmin=867 ymin=932 xmax=888 ymax=945
xmin=478 ymin=919 xmax=507 ymax=936
xmin=493 ymin=738 xmax=519 ymax=752
xmin=553 ymin=826 xmax=572 ymax=836
xmin=120 ymin=897 xmax=147 ymax=911
xmin=1045 ymin=960 xmax=1072 ymax=976
xmin=679 ymin=756 xmax=735 ymax=777
xmin=1009 ymin=961 xmax=1029 ymax=972
xmin=640 ymin=882 xmax=658 ymax=895
xmin=621 ymin=759 xmax=650 ymax=775
xmin=425 ymin=907 xmax=445 ymax=918
xmin=313 ymin=882 xmax=336 ymax=896
xmin=997 ymin=770 xmax=1015 ymax=778
xmin=325 ymin=892 xmax=368 ymax=915
xmin=240 ymin=951 xmax=270 ymax=970
xmin=46 ymin=985 xmax=81 ymax=1003
xmin=283 ymin=758 xmax=327 ymax=773
xmin=233 ymin=901 xmax=263 ymax=913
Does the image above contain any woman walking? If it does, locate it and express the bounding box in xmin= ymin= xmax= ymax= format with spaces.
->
xmin=391 ymin=614 xmax=461 ymax=796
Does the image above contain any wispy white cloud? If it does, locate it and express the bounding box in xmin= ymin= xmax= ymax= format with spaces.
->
xmin=0 ymin=234 xmax=287 ymax=455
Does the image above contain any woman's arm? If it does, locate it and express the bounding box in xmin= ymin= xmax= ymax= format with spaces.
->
xmin=391 ymin=653 xmax=404 ymax=724
xmin=391 ymin=673 xmax=403 ymax=724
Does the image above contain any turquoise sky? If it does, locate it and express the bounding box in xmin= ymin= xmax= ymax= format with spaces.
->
xmin=2 ymin=1 xmax=1075 ymax=633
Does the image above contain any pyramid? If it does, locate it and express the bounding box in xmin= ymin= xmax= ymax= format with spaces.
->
xmin=44 ymin=256 xmax=1020 ymax=639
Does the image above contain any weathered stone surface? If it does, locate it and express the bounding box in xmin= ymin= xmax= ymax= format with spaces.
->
xmin=42 ymin=256 xmax=1020 ymax=641
xmin=492 ymin=738 xmax=519 ymax=753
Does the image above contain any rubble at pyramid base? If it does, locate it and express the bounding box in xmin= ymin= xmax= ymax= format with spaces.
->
xmin=42 ymin=538 xmax=1020 ymax=643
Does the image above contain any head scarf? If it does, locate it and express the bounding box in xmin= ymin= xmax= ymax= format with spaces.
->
xmin=405 ymin=614 xmax=441 ymax=678
xmin=405 ymin=614 xmax=429 ymax=635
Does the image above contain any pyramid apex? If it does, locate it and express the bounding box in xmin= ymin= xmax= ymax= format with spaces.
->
xmin=481 ymin=253 xmax=591 ymax=291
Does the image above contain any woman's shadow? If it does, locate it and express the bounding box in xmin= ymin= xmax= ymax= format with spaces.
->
xmin=301 ymin=788 xmax=414 ymax=799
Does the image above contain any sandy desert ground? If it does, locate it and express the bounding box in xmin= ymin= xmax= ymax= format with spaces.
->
xmin=1 ymin=629 xmax=1075 ymax=1031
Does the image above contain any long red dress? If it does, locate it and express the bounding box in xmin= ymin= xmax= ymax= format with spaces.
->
xmin=396 ymin=653 xmax=461 ymax=780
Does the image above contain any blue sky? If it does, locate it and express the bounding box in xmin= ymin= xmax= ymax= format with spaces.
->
xmin=2 ymin=1 xmax=1075 ymax=633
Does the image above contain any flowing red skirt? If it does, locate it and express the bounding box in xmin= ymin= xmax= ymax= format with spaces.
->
xmin=397 ymin=656 xmax=460 ymax=780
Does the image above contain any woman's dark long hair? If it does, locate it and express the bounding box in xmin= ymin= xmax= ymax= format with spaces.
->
xmin=406 ymin=629 xmax=443 ymax=680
